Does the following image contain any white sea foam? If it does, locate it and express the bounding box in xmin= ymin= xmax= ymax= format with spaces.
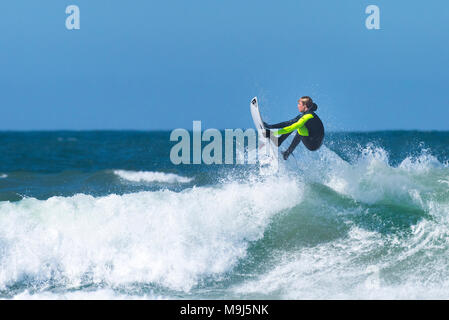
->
xmin=321 ymin=145 xmax=448 ymax=205
xmin=0 ymin=174 xmax=7 ymax=179
xmin=236 ymin=145 xmax=449 ymax=299
xmin=0 ymin=175 xmax=303 ymax=294
xmin=230 ymin=150 xmax=449 ymax=299
xmin=11 ymin=289 xmax=167 ymax=300
xmin=114 ymin=170 xmax=194 ymax=184
xmin=399 ymin=151 xmax=444 ymax=172
xmin=233 ymin=220 xmax=449 ymax=299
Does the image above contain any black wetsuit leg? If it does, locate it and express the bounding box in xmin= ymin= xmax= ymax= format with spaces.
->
xmin=283 ymin=132 xmax=302 ymax=159
xmin=302 ymin=135 xmax=323 ymax=151
xmin=270 ymin=130 xmax=293 ymax=147
xmin=282 ymin=132 xmax=323 ymax=160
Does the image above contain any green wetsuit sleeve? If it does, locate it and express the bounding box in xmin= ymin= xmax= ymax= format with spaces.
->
xmin=273 ymin=114 xmax=314 ymax=136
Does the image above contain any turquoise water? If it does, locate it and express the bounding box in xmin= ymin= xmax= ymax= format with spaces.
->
xmin=0 ymin=131 xmax=448 ymax=299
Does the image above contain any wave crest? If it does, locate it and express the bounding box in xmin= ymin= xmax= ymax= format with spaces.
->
xmin=0 ymin=175 xmax=303 ymax=293
xmin=113 ymin=170 xmax=194 ymax=184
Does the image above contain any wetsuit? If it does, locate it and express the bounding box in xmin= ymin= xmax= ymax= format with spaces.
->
xmin=264 ymin=111 xmax=324 ymax=160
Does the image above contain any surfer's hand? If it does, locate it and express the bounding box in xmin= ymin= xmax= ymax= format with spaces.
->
xmin=263 ymin=121 xmax=270 ymax=128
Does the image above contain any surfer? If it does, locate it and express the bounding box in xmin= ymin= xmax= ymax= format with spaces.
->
xmin=263 ymin=96 xmax=324 ymax=160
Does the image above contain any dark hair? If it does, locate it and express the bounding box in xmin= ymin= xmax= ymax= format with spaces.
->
xmin=300 ymin=96 xmax=318 ymax=112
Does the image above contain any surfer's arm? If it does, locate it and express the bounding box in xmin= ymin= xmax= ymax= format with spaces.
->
xmin=273 ymin=114 xmax=314 ymax=136
xmin=263 ymin=116 xmax=300 ymax=129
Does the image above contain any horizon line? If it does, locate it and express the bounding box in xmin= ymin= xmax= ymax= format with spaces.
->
xmin=0 ymin=129 xmax=448 ymax=133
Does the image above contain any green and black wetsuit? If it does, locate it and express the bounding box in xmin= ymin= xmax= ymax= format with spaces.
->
xmin=264 ymin=111 xmax=324 ymax=159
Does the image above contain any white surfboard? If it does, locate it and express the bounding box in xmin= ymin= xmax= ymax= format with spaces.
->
xmin=250 ymin=97 xmax=279 ymax=167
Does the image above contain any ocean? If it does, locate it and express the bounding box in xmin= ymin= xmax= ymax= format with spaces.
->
xmin=0 ymin=130 xmax=448 ymax=299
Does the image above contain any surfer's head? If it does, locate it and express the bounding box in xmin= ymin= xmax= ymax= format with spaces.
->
xmin=298 ymin=96 xmax=318 ymax=113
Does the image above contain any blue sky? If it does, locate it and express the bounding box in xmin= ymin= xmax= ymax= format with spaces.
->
xmin=0 ymin=1 xmax=448 ymax=131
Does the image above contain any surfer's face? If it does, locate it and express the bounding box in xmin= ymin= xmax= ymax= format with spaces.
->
xmin=298 ymin=100 xmax=307 ymax=113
